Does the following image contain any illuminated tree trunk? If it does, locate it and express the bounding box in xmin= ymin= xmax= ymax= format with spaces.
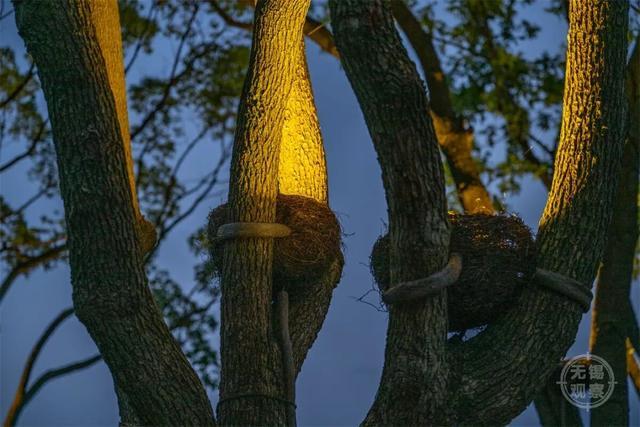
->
xmin=279 ymin=37 xmax=344 ymax=377
xmin=12 ymin=1 xmax=214 ymax=425
xmin=216 ymin=0 xmax=336 ymax=424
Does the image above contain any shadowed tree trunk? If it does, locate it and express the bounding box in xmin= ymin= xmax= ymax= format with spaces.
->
xmin=330 ymin=1 xmax=451 ymax=424
xmin=589 ymin=36 xmax=640 ymax=427
xmin=12 ymin=1 xmax=215 ymax=425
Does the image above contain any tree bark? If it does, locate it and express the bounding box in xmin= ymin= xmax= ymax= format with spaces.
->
xmin=390 ymin=0 xmax=493 ymax=214
xmin=588 ymin=35 xmax=639 ymax=427
xmin=447 ymin=1 xmax=629 ymax=424
xmin=217 ymin=1 xmax=312 ymax=425
xmin=330 ymin=1 xmax=450 ymax=424
xmin=12 ymin=1 xmax=214 ymax=425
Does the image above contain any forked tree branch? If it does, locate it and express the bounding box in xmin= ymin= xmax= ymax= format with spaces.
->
xmin=3 ymin=307 xmax=74 ymax=427
xmin=448 ymin=1 xmax=629 ymax=424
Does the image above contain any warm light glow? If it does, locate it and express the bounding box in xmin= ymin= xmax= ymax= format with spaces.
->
xmin=278 ymin=41 xmax=328 ymax=204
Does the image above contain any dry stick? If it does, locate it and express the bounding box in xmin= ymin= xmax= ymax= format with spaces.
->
xmin=216 ymin=222 xmax=296 ymax=426
xmin=276 ymin=290 xmax=295 ymax=427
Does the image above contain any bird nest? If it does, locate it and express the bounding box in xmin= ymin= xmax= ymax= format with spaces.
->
xmin=207 ymin=194 xmax=342 ymax=297
xmin=370 ymin=213 xmax=536 ymax=331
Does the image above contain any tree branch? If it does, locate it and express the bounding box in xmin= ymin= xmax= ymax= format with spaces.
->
xmin=448 ymin=1 xmax=629 ymax=423
xmin=390 ymin=0 xmax=493 ymax=214
xmin=3 ymin=307 xmax=74 ymax=427
xmin=0 ymin=62 xmax=34 ymax=109
xmin=0 ymin=119 xmax=47 ymax=173
xmin=13 ymin=1 xmax=215 ymax=424
xmin=0 ymin=244 xmax=67 ymax=303
xmin=330 ymin=0 xmax=450 ymax=424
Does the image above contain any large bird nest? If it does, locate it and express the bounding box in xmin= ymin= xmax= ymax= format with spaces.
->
xmin=370 ymin=213 xmax=536 ymax=331
xmin=207 ymin=194 xmax=342 ymax=297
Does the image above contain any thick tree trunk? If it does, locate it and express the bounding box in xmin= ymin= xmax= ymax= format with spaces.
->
xmin=217 ymin=1 xmax=312 ymax=425
xmin=447 ymin=1 xmax=629 ymax=424
xmin=390 ymin=0 xmax=493 ymax=214
xmin=589 ymin=36 xmax=639 ymax=427
xmin=330 ymin=1 xmax=450 ymax=424
xmin=13 ymin=1 xmax=214 ymax=425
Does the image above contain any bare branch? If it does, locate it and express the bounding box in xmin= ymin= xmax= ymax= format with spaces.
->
xmin=390 ymin=0 xmax=493 ymax=213
xmin=0 ymin=119 xmax=48 ymax=173
xmin=209 ymin=0 xmax=252 ymax=30
xmin=130 ymin=4 xmax=200 ymax=144
xmin=3 ymin=307 xmax=74 ymax=427
xmin=0 ymin=62 xmax=34 ymax=109
xmin=124 ymin=3 xmax=158 ymax=73
xmin=0 ymin=244 xmax=67 ymax=303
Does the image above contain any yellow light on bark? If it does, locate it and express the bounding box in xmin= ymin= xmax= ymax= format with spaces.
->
xmin=278 ymin=38 xmax=328 ymax=204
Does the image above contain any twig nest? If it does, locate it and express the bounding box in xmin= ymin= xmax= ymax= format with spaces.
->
xmin=207 ymin=194 xmax=342 ymax=297
xmin=370 ymin=213 xmax=536 ymax=331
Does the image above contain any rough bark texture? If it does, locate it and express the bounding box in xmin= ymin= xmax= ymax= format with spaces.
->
xmin=534 ymin=364 xmax=584 ymax=427
xmin=330 ymin=1 xmax=450 ymax=424
xmin=12 ymin=1 xmax=215 ymax=425
xmin=390 ymin=0 xmax=493 ymax=214
xmin=89 ymin=0 xmax=156 ymax=255
xmin=279 ymin=37 xmax=328 ymax=204
xmin=278 ymin=35 xmax=343 ymax=378
xmin=217 ymin=1 xmax=311 ymax=425
xmin=589 ymin=36 xmax=639 ymax=427
xmin=447 ymin=1 xmax=628 ymax=424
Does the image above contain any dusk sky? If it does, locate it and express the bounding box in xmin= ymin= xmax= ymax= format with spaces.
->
xmin=1 ymin=2 xmax=638 ymax=426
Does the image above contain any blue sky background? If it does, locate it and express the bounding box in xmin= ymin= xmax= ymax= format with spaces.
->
xmin=1 ymin=2 xmax=639 ymax=426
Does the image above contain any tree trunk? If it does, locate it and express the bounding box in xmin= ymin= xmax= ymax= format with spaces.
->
xmin=330 ymin=1 xmax=450 ymax=424
xmin=12 ymin=1 xmax=214 ymax=425
xmin=217 ymin=1 xmax=312 ymax=425
xmin=447 ymin=1 xmax=629 ymax=424
xmin=589 ymin=36 xmax=639 ymax=427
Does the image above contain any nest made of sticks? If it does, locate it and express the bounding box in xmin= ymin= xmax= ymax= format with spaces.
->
xmin=207 ymin=194 xmax=342 ymax=297
xmin=370 ymin=213 xmax=536 ymax=331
